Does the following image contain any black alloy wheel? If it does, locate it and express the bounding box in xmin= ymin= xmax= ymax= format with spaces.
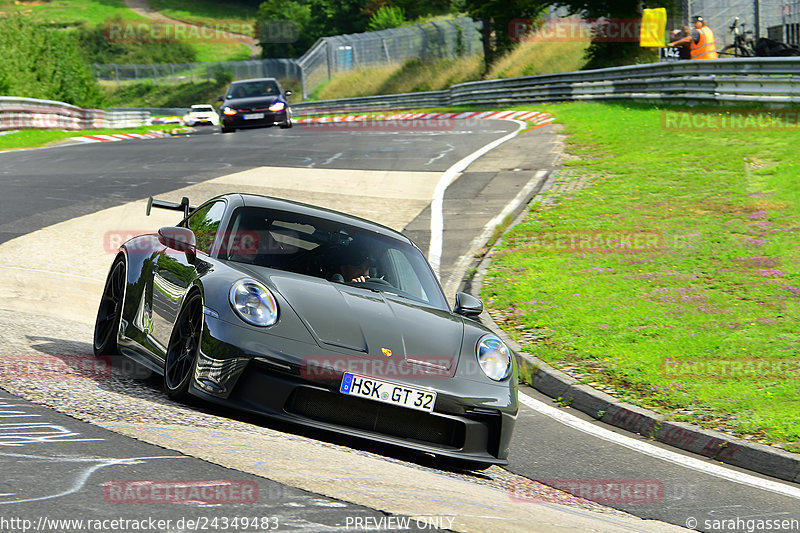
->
xmin=164 ymin=292 xmax=203 ymax=402
xmin=93 ymin=258 xmax=125 ymax=356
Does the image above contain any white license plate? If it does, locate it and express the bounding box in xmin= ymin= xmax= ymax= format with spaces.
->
xmin=340 ymin=372 xmax=436 ymax=413
xmin=244 ymin=113 xmax=265 ymax=120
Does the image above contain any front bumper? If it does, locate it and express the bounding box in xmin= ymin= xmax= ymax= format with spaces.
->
xmin=192 ymin=315 xmax=517 ymax=464
xmin=221 ymin=109 xmax=288 ymax=129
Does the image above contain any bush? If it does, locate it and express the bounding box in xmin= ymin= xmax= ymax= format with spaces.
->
xmin=77 ymin=21 xmax=197 ymax=65
xmin=367 ymin=6 xmax=407 ymax=32
xmin=211 ymin=65 xmax=234 ymax=86
xmin=0 ymin=14 xmax=104 ymax=107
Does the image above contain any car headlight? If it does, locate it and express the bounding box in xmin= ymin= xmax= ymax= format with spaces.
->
xmin=222 ymin=107 xmax=237 ymax=115
xmin=229 ymin=279 xmax=278 ymax=327
xmin=268 ymin=102 xmax=285 ymax=112
xmin=476 ymin=334 xmax=512 ymax=381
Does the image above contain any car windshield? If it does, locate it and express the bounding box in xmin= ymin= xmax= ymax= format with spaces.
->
xmin=192 ymin=106 xmax=214 ymax=112
xmin=221 ymin=206 xmax=447 ymax=309
xmin=227 ymin=81 xmax=279 ymax=99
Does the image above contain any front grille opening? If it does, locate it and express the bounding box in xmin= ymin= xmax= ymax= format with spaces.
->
xmin=286 ymin=387 xmax=465 ymax=448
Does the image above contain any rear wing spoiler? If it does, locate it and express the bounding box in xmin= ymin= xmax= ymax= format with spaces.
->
xmin=146 ymin=196 xmax=196 ymax=219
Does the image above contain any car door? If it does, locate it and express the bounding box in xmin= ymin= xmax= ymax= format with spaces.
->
xmin=149 ymin=200 xmax=226 ymax=356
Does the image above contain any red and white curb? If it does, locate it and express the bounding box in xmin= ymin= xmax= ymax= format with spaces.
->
xmin=295 ymin=110 xmax=554 ymax=128
xmin=69 ymin=132 xmax=169 ymax=143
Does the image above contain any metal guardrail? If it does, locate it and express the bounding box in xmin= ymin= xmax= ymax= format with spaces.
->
xmin=8 ymin=58 xmax=799 ymax=130
xmin=0 ymin=97 xmax=151 ymax=132
xmin=293 ymin=58 xmax=800 ymax=113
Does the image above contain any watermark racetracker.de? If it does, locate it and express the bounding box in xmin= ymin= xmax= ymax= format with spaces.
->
xmin=0 ymin=355 xmax=111 ymax=380
xmin=509 ymin=479 xmax=665 ymax=504
xmin=298 ymin=117 xmax=460 ymax=133
xmin=502 ymin=230 xmax=665 ymax=254
xmin=662 ymin=357 xmax=800 ymax=380
xmin=103 ymin=19 xmax=299 ymax=44
xmin=102 ymin=480 xmax=258 ymax=505
xmin=661 ymin=109 xmax=800 ymax=132
xmin=509 ymin=18 xmax=656 ymax=43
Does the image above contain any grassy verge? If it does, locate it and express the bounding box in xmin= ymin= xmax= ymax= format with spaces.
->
xmin=1 ymin=0 xmax=251 ymax=62
xmin=146 ymin=0 xmax=257 ymax=62
xmin=483 ymin=102 xmax=800 ymax=453
xmin=188 ymin=41 xmax=252 ymax=63
xmin=0 ymin=125 xmax=173 ymax=151
xmin=313 ymin=56 xmax=483 ymax=100
xmin=148 ymin=0 xmax=256 ymax=26
xmin=102 ymin=80 xmax=228 ymax=107
xmin=102 ymin=77 xmax=302 ymax=107
xmin=1 ymin=0 xmax=143 ymax=24
xmin=486 ymin=37 xmax=590 ymax=79
xmin=312 ymin=38 xmax=589 ymax=101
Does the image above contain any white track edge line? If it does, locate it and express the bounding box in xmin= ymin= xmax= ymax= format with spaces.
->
xmin=518 ymin=391 xmax=800 ymax=500
xmin=428 ymin=119 xmax=526 ymax=277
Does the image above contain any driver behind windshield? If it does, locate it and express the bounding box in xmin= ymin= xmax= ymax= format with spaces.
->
xmin=330 ymin=244 xmax=371 ymax=283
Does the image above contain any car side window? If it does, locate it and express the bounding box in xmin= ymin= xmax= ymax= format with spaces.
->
xmin=186 ymin=201 xmax=226 ymax=254
xmin=385 ymin=248 xmax=428 ymax=302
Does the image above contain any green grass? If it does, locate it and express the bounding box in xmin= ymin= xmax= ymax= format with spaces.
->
xmin=486 ymin=37 xmax=590 ymax=79
xmin=148 ymin=0 xmax=257 ymax=25
xmin=0 ymin=0 xmax=144 ymax=25
xmin=102 ymin=79 xmax=227 ymax=107
xmin=311 ymin=37 xmax=591 ymax=101
xmin=101 ymin=77 xmax=302 ymax=107
xmin=483 ymin=102 xmax=800 ymax=453
xmin=147 ymin=0 xmax=257 ymax=61
xmin=0 ymin=124 xmax=173 ymax=151
xmin=0 ymin=0 xmax=252 ymax=62
xmin=191 ymin=41 xmax=251 ymax=62
xmin=314 ymin=56 xmax=484 ymax=100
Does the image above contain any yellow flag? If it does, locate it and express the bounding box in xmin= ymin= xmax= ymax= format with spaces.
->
xmin=640 ymin=8 xmax=667 ymax=47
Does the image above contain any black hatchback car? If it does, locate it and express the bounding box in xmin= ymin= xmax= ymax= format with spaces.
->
xmin=218 ymin=77 xmax=292 ymax=133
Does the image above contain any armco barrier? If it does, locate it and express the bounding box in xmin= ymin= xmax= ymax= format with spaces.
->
xmin=0 ymin=97 xmax=150 ymax=132
xmin=292 ymin=57 xmax=800 ymax=113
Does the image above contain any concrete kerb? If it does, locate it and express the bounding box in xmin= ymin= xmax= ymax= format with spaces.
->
xmin=458 ymin=157 xmax=800 ymax=487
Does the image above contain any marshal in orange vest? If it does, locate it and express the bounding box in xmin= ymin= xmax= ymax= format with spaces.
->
xmin=691 ymin=23 xmax=718 ymax=59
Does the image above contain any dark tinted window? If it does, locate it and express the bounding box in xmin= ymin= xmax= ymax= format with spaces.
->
xmin=222 ymin=207 xmax=446 ymax=309
xmin=227 ymin=81 xmax=279 ymax=98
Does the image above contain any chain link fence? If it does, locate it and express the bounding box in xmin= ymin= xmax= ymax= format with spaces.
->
xmin=297 ymin=17 xmax=482 ymax=98
xmin=93 ymin=59 xmax=301 ymax=86
xmin=92 ymin=17 xmax=483 ymax=100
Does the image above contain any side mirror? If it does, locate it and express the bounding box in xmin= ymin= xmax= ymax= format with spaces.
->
xmin=158 ymin=226 xmax=197 ymax=262
xmin=284 ymin=90 xmax=292 ymax=97
xmin=217 ymin=95 xmax=224 ymax=101
xmin=453 ymin=292 xmax=483 ymax=317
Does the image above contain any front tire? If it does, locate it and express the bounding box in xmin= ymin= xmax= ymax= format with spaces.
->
xmin=279 ymin=117 xmax=292 ymax=129
xmin=94 ymin=258 xmax=126 ymax=356
xmin=164 ymin=292 xmax=203 ymax=402
xmin=221 ymin=126 xmax=234 ymax=133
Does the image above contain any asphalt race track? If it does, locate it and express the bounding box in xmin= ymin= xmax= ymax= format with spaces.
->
xmin=0 ymin=121 xmax=798 ymax=532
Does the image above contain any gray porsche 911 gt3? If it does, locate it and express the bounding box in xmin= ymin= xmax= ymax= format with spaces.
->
xmin=93 ymin=193 xmax=518 ymax=467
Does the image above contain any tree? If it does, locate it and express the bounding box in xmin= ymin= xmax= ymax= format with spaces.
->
xmin=462 ymin=0 xmax=550 ymax=70
xmin=390 ymin=0 xmax=452 ymax=21
xmin=308 ymin=0 xmax=372 ymax=37
xmin=554 ymin=0 xmax=678 ymax=69
xmin=257 ymin=0 xmax=314 ymax=58
xmin=367 ymin=6 xmax=407 ymax=32
xmin=0 ymin=14 xmax=103 ymax=107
